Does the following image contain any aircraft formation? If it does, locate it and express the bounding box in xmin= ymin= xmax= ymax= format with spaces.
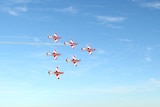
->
xmin=47 ymin=33 xmax=96 ymax=80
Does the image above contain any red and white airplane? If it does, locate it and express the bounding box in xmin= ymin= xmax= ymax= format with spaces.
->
xmin=64 ymin=39 xmax=78 ymax=49
xmin=48 ymin=33 xmax=61 ymax=43
xmin=66 ymin=55 xmax=81 ymax=66
xmin=81 ymin=45 xmax=96 ymax=55
xmin=48 ymin=66 xmax=64 ymax=80
xmin=46 ymin=49 xmax=61 ymax=60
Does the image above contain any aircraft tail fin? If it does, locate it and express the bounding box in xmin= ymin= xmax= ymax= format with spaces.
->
xmin=66 ymin=59 xmax=69 ymax=63
xmin=48 ymin=70 xmax=51 ymax=75
xmin=81 ymin=48 xmax=86 ymax=51
xmin=48 ymin=35 xmax=52 ymax=39
xmin=46 ymin=52 xmax=50 ymax=56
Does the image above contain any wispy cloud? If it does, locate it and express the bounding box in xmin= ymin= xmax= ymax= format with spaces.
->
xmin=148 ymin=78 xmax=160 ymax=86
xmin=54 ymin=6 xmax=78 ymax=14
xmin=145 ymin=55 xmax=152 ymax=62
xmin=6 ymin=0 xmax=40 ymax=4
xmin=11 ymin=0 xmax=31 ymax=3
xmin=119 ymin=38 xmax=134 ymax=51
xmin=1 ymin=6 xmax=27 ymax=16
xmin=1 ymin=0 xmax=78 ymax=16
xmin=28 ymin=6 xmax=78 ymax=15
xmin=131 ymin=0 xmax=160 ymax=9
xmin=95 ymin=15 xmax=126 ymax=28
xmin=142 ymin=1 xmax=160 ymax=9
xmin=120 ymin=39 xmax=133 ymax=42
xmin=0 ymin=0 xmax=41 ymax=16
xmin=0 ymin=0 xmax=29 ymax=16
xmin=96 ymin=16 xmax=126 ymax=23
xmin=144 ymin=47 xmax=152 ymax=62
xmin=33 ymin=37 xmax=40 ymax=42
xmin=96 ymin=49 xmax=106 ymax=55
xmin=0 ymin=41 xmax=64 ymax=46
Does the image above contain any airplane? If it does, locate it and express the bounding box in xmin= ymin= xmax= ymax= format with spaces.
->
xmin=48 ymin=33 xmax=61 ymax=43
xmin=64 ymin=39 xmax=78 ymax=49
xmin=48 ymin=66 xmax=64 ymax=80
xmin=46 ymin=49 xmax=61 ymax=60
xmin=66 ymin=55 xmax=81 ymax=66
xmin=81 ymin=44 xmax=96 ymax=55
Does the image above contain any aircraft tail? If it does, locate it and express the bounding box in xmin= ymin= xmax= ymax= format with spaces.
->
xmin=46 ymin=52 xmax=49 ymax=56
xmin=66 ymin=59 xmax=70 ymax=63
xmin=64 ymin=42 xmax=69 ymax=45
xmin=48 ymin=35 xmax=52 ymax=39
xmin=48 ymin=70 xmax=51 ymax=75
xmin=81 ymin=48 xmax=86 ymax=51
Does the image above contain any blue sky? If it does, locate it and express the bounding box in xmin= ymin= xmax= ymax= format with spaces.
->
xmin=0 ymin=0 xmax=160 ymax=107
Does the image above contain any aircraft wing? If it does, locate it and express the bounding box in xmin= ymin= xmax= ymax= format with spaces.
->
xmin=54 ymin=56 xmax=57 ymax=60
xmin=54 ymin=33 xmax=58 ymax=37
xmin=56 ymin=74 xmax=60 ymax=80
xmin=87 ymin=45 xmax=91 ymax=49
xmin=55 ymin=39 xmax=58 ymax=43
xmin=72 ymin=55 xmax=76 ymax=60
xmin=56 ymin=72 xmax=64 ymax=79
xmin=89 ymin=51 xmax=92 ymax=55
xmin=53 ymin=49 xmax=56 ymax=53
xmin=59 ymin=72 xmax=64 ymax=74
xmin=70 ymin=39 xmax=74 ymax=43
xmin=71 ymin=45 xmax=75 ymax=48
xmin=73 ymin=62 xmax=77 ymax=66
xmin=56 ymin=67 xmax=59 ymax=72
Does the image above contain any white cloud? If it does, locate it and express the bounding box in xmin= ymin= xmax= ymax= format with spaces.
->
xmin=11 ymin=0 xmax=31 ymax=3
xmin=130 ymin=0 xmax=143 ymax=2
xmin=119 ymin=38 xmax=135 ymax=51
xmin=29 ymin=6 xmax=78 ymax=14
xmin=96 ymin=16 xmax=126 ymax=23
xmin=55 ymin=6 xmax=78 ymax=14
xmin=148 ymin=78 xmax=160 ymax=86
xmin=33 ymin=37 xmax=40 ymax=42
xmin=144 ymin=47 xmax=152 ymax=62
xmin=0 ymin=5 xmax=27 ymax=16
xmin=8 ymin=0 xmax=40 ymax=4
xmin=145 ymin=55 xmax=152 ymax=62
xmin=132 ymin=0 xmax=160 ymax=9
xmin=5 ymin=7 xmax=18 ymax=16
xmin=96 ymin=48 xmax=106 ymax=55
xmin=0 ymin=0 xmax=34 ymax=16
xmin=95 ymin=16 xmax=126 ymax=28
xmin=1 ymin=7 xmax=15 ymax=16
xmin=142 ymin=1 xmax=160 ymax=9
xmin=0 ymin=41 xmax=64 ymax=46
xmin=120 ymin=39 xmax=133 ymax=42
xmin=16 ymin=6 xmax=27 ymax=11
